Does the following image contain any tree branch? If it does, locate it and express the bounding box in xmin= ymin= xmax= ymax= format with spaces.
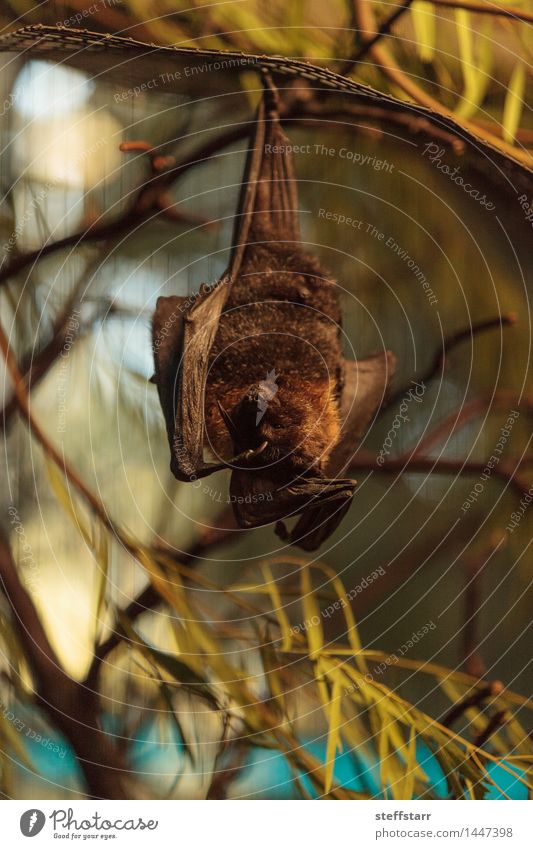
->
xmin=385 ymin=313 xmax=516 ymax=408
xmin=0 ymin=529 xmax=130 ymax=798
xmin=441 ymin=680 xmax=504 ymax=727
xmin=474 ymin=709 xmax=509 ymax=747
xmin=461 ymin=533 xmax=506 ymax=678
xmin=344 ymin=0 xmax=415 ymax=69
xmin=349 ymin=452 xmax=529 ymax=494
xmin=0 ymin=86 xmax=529 ymax=297
xmin=0 ymin=139 xmax=214 ymax=291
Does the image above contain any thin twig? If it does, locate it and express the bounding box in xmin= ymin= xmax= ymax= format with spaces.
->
xmin=407 ymin=392 xmax=532 ymax=461
xmin=345 ymin=0 xmax=415 ymax=69
xmin=441 ymin=680 xmax=504 ymax=727
xmin=0 ymin=139 xmax=216 ymax=291
xmin=292 ymin=101 xmax=465 ymax=151
xmin=0 ymin=245 xmax=116 ymax=431
xmin=385 ymin=313 xmax=516 ymax=408
xmin=349 ymin=453 xmax=529 ymax=494
xmin=474 ymin=710 xmax=510 ymax=747
xmin=462 ymin=532 xmax=507 ymax=677
xmin=0 ymin=320 xmax=123 ymax=536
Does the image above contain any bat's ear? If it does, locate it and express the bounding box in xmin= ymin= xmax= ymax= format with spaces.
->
xmin=229 ymin=470 xmax=356 ymax=551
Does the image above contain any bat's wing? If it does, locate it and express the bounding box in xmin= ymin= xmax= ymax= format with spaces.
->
xmin=241 ymin=73 xmax=301 ymax=249
xmin=328 ymin=352 xmax=397 ymax=475
xmin=151 ymin=294 xmax=188 ymax=454
xmin=229 ymin=468 xmax=356 ymax=551
xmin=153 ymin=72 xmax=298 ymax=480
xmin=276 ymin=492 xmax=355 ymax=551
xmin=152 ymin=286 xmax=239 ymax=479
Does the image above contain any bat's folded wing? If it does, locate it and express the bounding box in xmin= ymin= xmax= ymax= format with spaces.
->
xmin=328 ymin=351 xmax=397 ymax=475
xmin=151 ymin=294 xmax=188 ymax=454
xmin=152 ymin=285 xmax=233 ymax=480
xmin=229 ymin=468 xmax=357 ymax=551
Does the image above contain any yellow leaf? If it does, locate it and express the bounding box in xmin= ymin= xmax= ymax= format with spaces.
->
xmin=324 ymin=672 xmax=343 ymax=795
xmin=300 ymin=565 xmax=323 ymax=660
xmin=399 ymin=726 xmax=417 ymax=799
xmin=412 ymin=1 xmax=436 ymax=63
xmin=503 ymin=62 xmax=526 ymax=144
xmin=262 ymin=562 xmax=293 ymax=652
xmin=454 ymin=13 xmax=493 ymax=119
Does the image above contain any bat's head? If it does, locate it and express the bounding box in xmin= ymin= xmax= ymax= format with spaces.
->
xmin=215 ymin=375 xmax=354 ymax=551
xmin=219 ymin=375 xmax=341 ymax=474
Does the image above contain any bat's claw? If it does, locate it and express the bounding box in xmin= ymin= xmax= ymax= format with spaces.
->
xmin=228 ymin=440 xmax=269 ymax=469
xmin=239 ymin=440 xmax=269 ymax=464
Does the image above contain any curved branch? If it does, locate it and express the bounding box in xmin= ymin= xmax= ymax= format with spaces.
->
xmin=344 ymin=0 xmax=415 ymax=68
xmin=349 ymin=452 xmax=530 ymax=494
xmin=441 ymin=680 xmax=504 ymax=727
xmin=385 ymin=314 xmax=516 ymax=408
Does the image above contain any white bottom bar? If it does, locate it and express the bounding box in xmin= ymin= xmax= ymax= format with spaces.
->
xmin=2 ymin=799 xmax=532 ymax=847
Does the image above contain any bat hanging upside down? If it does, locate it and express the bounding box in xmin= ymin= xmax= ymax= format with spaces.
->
xmin=151 ymin=72 xmax=395 ymax=550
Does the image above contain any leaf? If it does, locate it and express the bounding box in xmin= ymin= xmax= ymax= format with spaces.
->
xmin=399 ymin=726 xmax=417 ymax=799
xmin=314 ymin=562 xmax=367 ymax=674
xmin=411 ymin=1 xmax=436 ymax=63
xmin=454 ymin=13 xmax=493 ymax=119
xmin=324 ymin=671 xmax=343 ymax=795
xmin=45 ymin=457 xmax=93 ymax=548
xmin=377 ymin=707 xmax=391 ymax=800
xmin=158 ymin=679 xmax=193 ymax=761
xmin=93 ymin=524 xmax=109 ymax=640
xmin=258 ymin=638 xmax=289 ymax=722
xmin=118 ymin=613 xmax=220 ymax=710
xmin=261 ymin=563 xmax=292 ymax=652
xmin=503 ymin=62 xmax=526 ymax=144
xmin=300 ymin=565 xmax=323 ymax=660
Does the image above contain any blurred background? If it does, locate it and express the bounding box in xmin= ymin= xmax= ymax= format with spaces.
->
xmin=0 ymin=0 xmax=531 ymax=800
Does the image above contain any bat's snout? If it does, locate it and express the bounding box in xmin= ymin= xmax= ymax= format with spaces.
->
xmin=219 ymin=385 xmax=268 ymax=451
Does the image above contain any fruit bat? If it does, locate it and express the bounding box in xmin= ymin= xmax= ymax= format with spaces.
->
xmin=152 ymin=72 xmax=395 ymax=550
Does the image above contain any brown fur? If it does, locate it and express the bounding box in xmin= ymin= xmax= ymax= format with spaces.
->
xmin=204 ymin=243 xmax=344 ymax=472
